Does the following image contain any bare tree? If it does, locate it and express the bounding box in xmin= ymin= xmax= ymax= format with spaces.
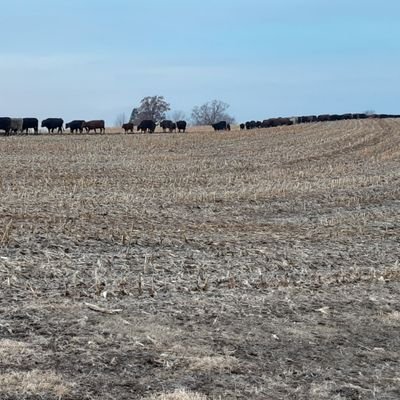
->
xmin=114 ymin=112 xmax=127 ymax=127
xmin=191 ymin=100 xmax=235 ymax=125
xmin=130 ymin=96 xmax=171 ymax=124
xmin=169 ymin=110 xmax=187 ymax=122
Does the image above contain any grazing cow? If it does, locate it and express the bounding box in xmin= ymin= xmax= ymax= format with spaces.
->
xmin=22 ymin=118 xmax=39 ymax=134
xmin=42 ymin=118 xmax=63 ymax=133
xmin=66 ymin=120 xmax=85 ymax=133
xmin=122 ymin=122 xmax=134 ymax=133
xmin=240 ymin=123 xmax=245 ymax=130
xmin=256 ymin=121 xmax=262 ymax=128
xmin=0 ymin=117 xmax=11 ymax=136
xmin=352 ymin=113 xmax=368 ymax=119
xmin=262 ymin=118 xmax=293 ymax=128
xmin=278 ymin=118 xmax=293 ymax=126
xmin=212 ymin=121 xmax=229 ymax=131
xmin=137 ymin=120 xmax=156 ymax=133
xmin=305 ymin=115 xmax=317 ymax=123
xmin=273 ymin=118 xmax=292 ymax=127
xmin=297 ymin=116 xmax=306 ymax=124
xmin=261 ymin=119 xmax=272 ymax=128
xmin=246 ymin=121 xmax=257 ymax=130
xmin=341 ymin=113 xmax=353 ymax=120
xmin=83 ymin=120 xmax=105 ymax=134
xmin=176 ymin=120 xmax=187 ymax=133
xmin=301 ymin=116 xmax=311 ymax=124
xmin=317 ymin=114 xmax=331 ymax=122
xmin=378 ymin=114 xmax=397 ymax=119
xmin=160 ymin=120 xmax=176 ymax=133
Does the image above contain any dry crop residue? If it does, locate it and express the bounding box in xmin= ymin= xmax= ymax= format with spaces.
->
xmin=0 ymin=119 xmax=400 ymax=399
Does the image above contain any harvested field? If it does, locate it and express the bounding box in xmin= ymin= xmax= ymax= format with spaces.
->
xmin=0 ymin=119 xmax=400 ymax=399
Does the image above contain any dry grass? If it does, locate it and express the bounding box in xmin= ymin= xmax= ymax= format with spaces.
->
xmin=0 ymin=119 xmax=400 ymax=399
xmin=0 ymin=370 xmax=71 ymax=398
xmin=0 ymin=339 xmax=34 ymax=363
xmin=187 ymin=355 xmax=239 ymax=373
xmin=145 ymin=389 xmax=209 ymax=400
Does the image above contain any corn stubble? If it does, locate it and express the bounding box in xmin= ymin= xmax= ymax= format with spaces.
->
xmin=0 ymin=119 xmax=399 ymax=399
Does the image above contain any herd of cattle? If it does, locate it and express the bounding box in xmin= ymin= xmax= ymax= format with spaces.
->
xmin=1 ymin=113 xmax=399 ymax=136
xmin=238 ymin=113 xmax=400 ymax=130
xmin=0 ymin=117 xmax=188 ymax=135
xmin=0 ymin=117 xmax=106 ymax=135
xmin=134 ymin=120 xmax=187 ymax=133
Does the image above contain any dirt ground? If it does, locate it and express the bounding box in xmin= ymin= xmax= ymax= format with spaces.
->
xmin=0 ymin=119 xmax=399 ymax=399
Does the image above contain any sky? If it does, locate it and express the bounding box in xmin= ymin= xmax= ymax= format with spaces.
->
xmin=1 ymin=0 xmax=400 ymax=124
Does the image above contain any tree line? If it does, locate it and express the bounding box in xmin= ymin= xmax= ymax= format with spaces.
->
xmin=115 ymin=96 xmax=235 ymax=127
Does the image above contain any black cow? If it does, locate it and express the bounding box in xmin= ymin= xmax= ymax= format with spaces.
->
xmin=261 ymin=119 xmax=272 ymax=128
xmin=122 ymin=123 xmax=134 ymax=133
xmin=297 ymin=116 xmax=306 ymax=124
xmin=317 ymin=114 xmax=331 ymax=122
xmin=262 ymin=118 xmax=293 ymax=128
xmin=0 ymin=117 xmax=11 ymax=136
xmin=176 ymin=120 xmax=187 ymax=133
xmin=305 ymin=115 xmax=317 ymax=123
xmin=137 ymin=120 xmax=156 ymax=133
xmin=297 ymin=116 xmax=304 ymax=124
xmin=378 ymin=114 xmax=392 ymax=119
xmin=66 ymin=120 xmax=85 ymax=133
xmin=160 ymin=120 xmax=176 ymax=133
xmin=256 ymin=121 xmax=262 ymax=128
xmin=41 ymin=118 xmax=63 ymax=133
xmin=22 ymin=118 xmax=39 ymax=134
xmin=275 ymin=118 xmax=292 ymax=127
xmin=341 ymin=113 xmax=353 ymax=120
xmin=240 ymin=123 xmax=245 ymax=130
xmin=212 ymin=121 xmax=230 ymax=131
xmin=83 ymin=120 xmax=105 ymax=134
xmin=246 ymin=121 xmax=257 ymax=130
xmin=352 ymin=113 xmax=368 ymax=119
xmin=277 ymin=118 xmax=293 ymax=126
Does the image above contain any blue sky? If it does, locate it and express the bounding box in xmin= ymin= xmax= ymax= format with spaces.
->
xmin=1 ymin=0 xmax=399 ymax=124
